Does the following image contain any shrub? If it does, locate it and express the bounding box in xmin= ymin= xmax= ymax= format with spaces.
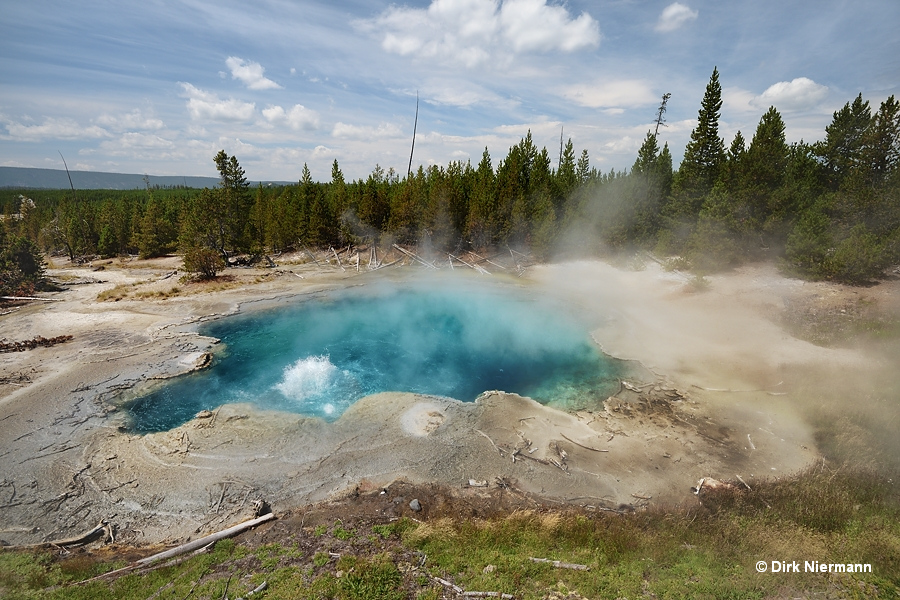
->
xmin=182 ymin=245 xmax=225 ymax=279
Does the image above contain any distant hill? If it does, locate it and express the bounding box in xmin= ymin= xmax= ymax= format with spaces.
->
xmin=0 ymin=167 xmax=291 ymax=190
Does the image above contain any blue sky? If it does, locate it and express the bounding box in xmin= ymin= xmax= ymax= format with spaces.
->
xmin=1 ymin=0 xmax=898 ymax=182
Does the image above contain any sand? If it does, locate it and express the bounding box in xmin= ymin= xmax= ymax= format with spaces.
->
xmin=0 ymin=255 xmax=890 ymax=547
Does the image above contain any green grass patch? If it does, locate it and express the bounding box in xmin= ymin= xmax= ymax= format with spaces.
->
xmin=1 ymin=469 xmax=897 ymax=599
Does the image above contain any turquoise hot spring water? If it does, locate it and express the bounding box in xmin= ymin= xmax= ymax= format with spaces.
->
xmin=124 ymin=280 xmax=624 ymax=433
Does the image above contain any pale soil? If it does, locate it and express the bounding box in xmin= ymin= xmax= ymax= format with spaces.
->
xmin=0 ymin=254 xmax=896 ymax=549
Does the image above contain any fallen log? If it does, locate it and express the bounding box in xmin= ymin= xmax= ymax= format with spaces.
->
xmin=393 ymin=244 xmax=438 ymax=269
xmin=137 ymin=512 xmax=275 ymax=566
xmin=1 ymin=296 xmax=62 ymax=302
xmin=6 ymin=519 xmax=112 ymax=549
xmin=529 ymin=557 xmax=590 ymax=571
xmin=76 ymin=512 xmax=276 ymax=585
xmin=448 ymin=252 xmax=490 ymax=275
xmin=330 ymin=247 xmax=346 ymax=271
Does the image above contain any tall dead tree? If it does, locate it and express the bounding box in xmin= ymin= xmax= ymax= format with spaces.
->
xmin=653 ymin=93 xmax=672 ymax=138
xmin=407 ymin=91 xmax=419 ymax=179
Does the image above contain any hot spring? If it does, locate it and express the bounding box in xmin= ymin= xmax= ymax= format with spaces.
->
xmin=125 ymin=279 xmax=625 ymax=433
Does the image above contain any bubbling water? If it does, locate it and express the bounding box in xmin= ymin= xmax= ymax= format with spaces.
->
xmin=274 ymin=355 xmax=357 ymax=414
xmin=124 ymin=279 xmax=624 ymax=433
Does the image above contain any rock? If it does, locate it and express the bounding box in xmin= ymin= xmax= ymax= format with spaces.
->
xmin=483 ymin=564 xmax=496 ymax=574
xmin=409 ymin=498 xmax=422 ymax=512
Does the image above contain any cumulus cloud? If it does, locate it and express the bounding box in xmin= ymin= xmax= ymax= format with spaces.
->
xmin=752 ymin=77 xmax=829 ymax=111
xmin=180 ymin=83 xmax=256 ymax=122
xmin=359 ymin=0 xmax=600 ymax=68
xmin=561 ymin=79 xmax=657 ymax=109
xmin=0 ymin=114 xmax=110 ymax=141
xmin=332 ymin=121 xmax=405 ymax=140
xmin=225 ymin=57 xmax=282 ymax=90
xmin=655 ymin=3 xmax=698 ymax=32
xmin=262 ymin=104 xmax=320 ymax=130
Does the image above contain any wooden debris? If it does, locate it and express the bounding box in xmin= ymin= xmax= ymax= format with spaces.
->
xmin=8 ymin=519 xmax=113 ymax=550
xmin=302 ymin=246 xmax=321 ymax=266
xmin=330 ymin=247 xmax=346 ymax=271
xmin=560 ymin=433 xmax=609 ymax=453
xmin=468 ymin=251 xmax=507 ymax=271
xmin=1 ymin=296 xmax=62 ymax=302
xmin=0 ymin=335 xmax=73 ymax=353
xmin=475 ymin=429 xmax=503 ymax=455
xmin=463 ymin=592 xmax=515 ymax=599
xmin=239 ymin=580 xmax=268 ymax=598
xmin=529 ymin=557 xmax=590 ymax=571
xmin=136 ymin=513 xmax=275 ymax=567
xmin=690 ymin=477 xmax=736 ymax=495
xmin=448 ymin=252 xmax=490 ymax=275
xmin=432 ymin=576 xmax=463 ymax=594
xmin=393 ymin=244 xmax=438 ymax=269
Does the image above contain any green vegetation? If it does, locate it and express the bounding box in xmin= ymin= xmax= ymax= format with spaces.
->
xmin=2 ymin=70 xmax=897 ymax=284
xmin=1 ymin=468 xmax=896 ymax=599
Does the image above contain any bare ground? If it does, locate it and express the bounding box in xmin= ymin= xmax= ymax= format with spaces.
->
xmin=1 ymin=252 xmax=896 ymax=554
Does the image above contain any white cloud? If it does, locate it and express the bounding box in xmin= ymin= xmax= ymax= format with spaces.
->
xmin=499 ymin=0 xmax=600 ymax=52
xmin=332 ymin=121 xmax=405 ymax=140
xmin=561 ymin=79 xmax=656 ymax=109
xmin=180 ymin=83 xmax=256 ymax=122
xmin=225 ymin=56 xmax=282 ymax=90
xmin=420 ymin=79 xmax=516 ymax=108
xmin=262 ymin=104 xmax=320 ymax=130
xmin=752 ymin=77 xmax=829 ymax=112
xmin=99 ymin=133 xmax=176 ymax=157
xmin=604 ymin=135 xmax=641 ymax=153
xmin=359 ymin=0 xmax=599 ymax=69
xmin=655 ymin=3 xmax=698 ymax=32
xmin=95 ymin=109 xmax=165 ymax=131
xmin=0 ymin=114 xmax=110 ymax=141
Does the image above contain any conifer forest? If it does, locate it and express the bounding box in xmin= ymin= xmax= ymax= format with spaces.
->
xmin=2 ymin=69 xmax=899 ymax=293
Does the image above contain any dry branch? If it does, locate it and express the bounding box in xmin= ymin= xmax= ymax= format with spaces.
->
xmin=560 ymin=433 xmax=609 ymax=453
xmin=475 ymin=429 xmax=503 ymax=455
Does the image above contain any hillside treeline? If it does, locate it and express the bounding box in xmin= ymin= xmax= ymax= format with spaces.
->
xmin=2 ymin=68 xmax=898 ymax=287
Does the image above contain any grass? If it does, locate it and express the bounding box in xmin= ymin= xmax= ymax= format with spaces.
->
xmin=1 ymin=468 xmax=897 ymax=599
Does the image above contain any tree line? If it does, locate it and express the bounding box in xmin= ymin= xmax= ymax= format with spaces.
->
xmin=2 ymin=67 xmax=898 ymax=289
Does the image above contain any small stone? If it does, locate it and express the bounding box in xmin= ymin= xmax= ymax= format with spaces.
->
xmin=483 ymin=564 xmax=496 ymax=574
xmin=409 ymin=498 xmax=422 ymax=512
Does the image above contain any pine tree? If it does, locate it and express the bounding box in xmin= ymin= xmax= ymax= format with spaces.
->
xmin=576 ymin=149 xmax=591 ymax=184
xmin=860 ymin=95 xmax=900 ymax=188
xmin=818 ymin=94 xmax=872 ymax=190
xmin=554 ymin=138 xmax=577 ymax=205
xmin=466 ymin=148 xmax=497 ymax=248
xmin=671 ymin=67 xmax=726 ymax=215
xmin=740 ymin=106 xmax=789 ymax=229
xmin=211 ymin=150 xmax=252 ymax=254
